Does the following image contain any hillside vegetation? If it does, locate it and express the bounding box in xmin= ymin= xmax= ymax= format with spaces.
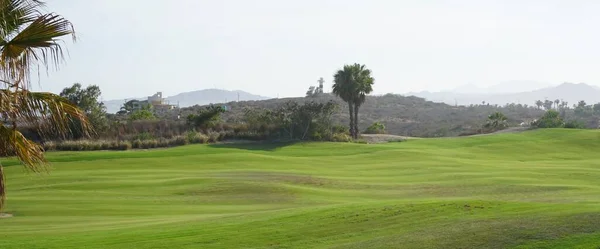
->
xmin=182 ymin=94 xmax=545 ymax=137
xmin=2 ymin=129 xmax=600 ymax=248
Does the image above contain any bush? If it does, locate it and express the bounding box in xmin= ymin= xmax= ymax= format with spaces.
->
xmin=170 ymin=136 xmax=189 ymax=146
xmin=117 ymin=141 xmax=132 ymax=151
xmin=185 ymin=131 xmax=209 ymax=144
xmin=89 ymin=141 xmax=102 ymax=151
xmin=311 ymin=131 xmax=323 ymax=141
xmin=132 ymin=139 xmax=142 ymax=149
xmin=331 ymin=125 xmax=350 ymax=134
xmin=100 ymin=141 xmax=111 ymax=150
xmin=364 ymin=122 xmax=386 ymax=134
xmin=331 ymin=133 xmax=352 ymax=142
xmin=208 ymin=131 xmax=220 ymax=143
xmin=43 ymin=141 xmax=56 ymax=151
xmin=141 ymin=139 xmax=158 ymax=149
xmin=134 ymin=132 xmax=154 ymax=141
xmin=157 ymin=138 xmax=169 ymax=148
xmin=532 ymin=110 xmax=564 ymax=128
xmin=564 ymin=120 xmax=585 ymax=129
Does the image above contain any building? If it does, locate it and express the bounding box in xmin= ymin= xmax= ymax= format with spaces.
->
xmin=128 ymin=92 xmax=177 ymax=115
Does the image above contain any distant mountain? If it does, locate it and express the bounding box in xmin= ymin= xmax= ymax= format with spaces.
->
xmin=449 ymin=80 xmax=552 ymax=94
xmin=103 ymin=89 xmax=270 ymax=113
xmin=408 ymin=82 xmax=600 ymax=107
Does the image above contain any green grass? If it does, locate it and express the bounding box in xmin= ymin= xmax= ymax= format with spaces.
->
xmin=2 ymin=129 xmax=600 ymax=248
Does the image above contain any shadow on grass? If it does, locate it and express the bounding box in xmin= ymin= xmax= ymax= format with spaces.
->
xmin=208 ymin=141 xmax=300 ymax=152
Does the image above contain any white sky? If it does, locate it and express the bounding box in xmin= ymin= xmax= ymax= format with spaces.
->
xmin=32 ymin=0 xmax=600 ymax=99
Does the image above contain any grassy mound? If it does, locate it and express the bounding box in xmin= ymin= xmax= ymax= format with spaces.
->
xmin=2 ymin=129 xmax=600 ymax=248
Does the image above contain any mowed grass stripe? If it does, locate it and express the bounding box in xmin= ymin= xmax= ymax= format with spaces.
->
xmin=2 ymin=129 xmax=600 ymax=248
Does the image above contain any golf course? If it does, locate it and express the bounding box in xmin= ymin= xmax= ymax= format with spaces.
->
xmin=1 ymin=129 xmax=600 ymax=248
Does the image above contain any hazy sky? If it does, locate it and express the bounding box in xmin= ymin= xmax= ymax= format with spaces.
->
xmin=33 ymin=0 xmax=600 ymax=100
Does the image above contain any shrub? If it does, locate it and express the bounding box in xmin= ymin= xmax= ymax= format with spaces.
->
xmin=364 ymin=122 xmax=386 ymax=134
xmin=196 ymin=133 xmax=209 ymax=144
xmin=532 ymin=110 xmax=564 ymax=128
xmin=185 ymin=131 xmax=209 ymax=144
xmin=208 ymin=132 xmax=220 ymax=143
xmin=132 ymin=139 xmax=142 ymax=149
xmin=331 ymin=133 xmax=352 ymax=142
xmin=170 ymin=136 xmax=189 ymax=146
xmin=311 ymin=131 xmax=323 ymax=141
xmin=89 ymin=141 xmax=102 ymax=151
xmin=100 ymin=141 xmax=111 ymax=150
xmin=186 ymin=131 xmax=198 ymax=143
xmin=157 ymin=138 xmax=169 ymax=148
xmin=564 ymin=120 xmax=585 ymax=129
xmin=331 ymin=125 xmax=350 ymax=135
xmin=234 ymin=123 xmax=249 ymax=133
xmin=134 ymin=132 xmax=154 ymax=141
xmin=43 ymin=141 xmax=56 ymax=151
xmin=484 ymin=112 xmax=508 ymax=131
xmin=141 ymin=139 xmax=158 ymax=149
xmin=117 ymin=141 xmax=132 ymax=151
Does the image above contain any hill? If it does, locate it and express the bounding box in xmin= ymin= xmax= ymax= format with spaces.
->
xmin=409 ymin=82 xmax=600 ymax=106
xmin=449 ymin=80 xmax=552 ymax=94
xmin=3 ymin=129 xmax=600 ymax=248
xmin=181 ymin=93 xmax=544 ymax=137
xmin=103 ymin=89 xmax=270 ymax=113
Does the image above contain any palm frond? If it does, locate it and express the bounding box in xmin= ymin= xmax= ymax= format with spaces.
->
xmin=0 ymin=0 xmax=44 ymax=38
xmin=0 ymin=89 xmax=90 ymax=138
xmin=0 ymin=122 xmax=45 ymax=211
xmin=0 ymin=123 xmax=45 ymax=168
xmin=0 ymin=2 xmax=74 ymax=89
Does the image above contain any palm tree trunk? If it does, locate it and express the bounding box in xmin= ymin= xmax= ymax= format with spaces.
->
xmin=0 ymin=165 xmax=5 ymax=212
xmin=348 ymin=102 xmax=354 ymax=138
xmin=354 ymin=104 xmax=360 ymax=139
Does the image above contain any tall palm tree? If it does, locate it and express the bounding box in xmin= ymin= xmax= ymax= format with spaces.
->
xmin=333 ymin=65 xmax=356 ymax=138
xmin=351 ymin=64 xmax=374 ymax=139
xmin=0 ymin=0 xmax=89 ymax=211
xmin=332 ymin=64 xmax=374 ymax=139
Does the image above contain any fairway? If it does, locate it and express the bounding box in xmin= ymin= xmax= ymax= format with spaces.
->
xmin=2 ymin=129 xmax=600 ymax=248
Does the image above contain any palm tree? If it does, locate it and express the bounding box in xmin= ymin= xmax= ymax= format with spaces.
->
xmin=333 ymin=65 xmax=356 ymax=138
xmin=535 ymin=100 xmax=543 ymax=110
xmin=351 ymin=64 xmax=374 ymax=139
xmin=0 ymin=0 xmax=89 ymax=211
xmin=484 ymin=111 xmax=508 ymax=130
xmin=332 ymin=63 xmax=374 ymax=139
xmin=554 ymin=99 xmax=560 ymax=109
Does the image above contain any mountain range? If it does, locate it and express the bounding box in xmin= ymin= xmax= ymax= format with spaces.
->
xmin=103 ymin=89 xmax=270 ymax=113
xmin=407 ymin=82 xmax=600 ymax=107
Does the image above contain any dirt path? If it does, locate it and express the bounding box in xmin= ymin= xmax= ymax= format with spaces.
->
xmin=360 ymin=134 xmax=418 ymax=143
xmin=361 ymin=127 xmax=530 ymax=143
